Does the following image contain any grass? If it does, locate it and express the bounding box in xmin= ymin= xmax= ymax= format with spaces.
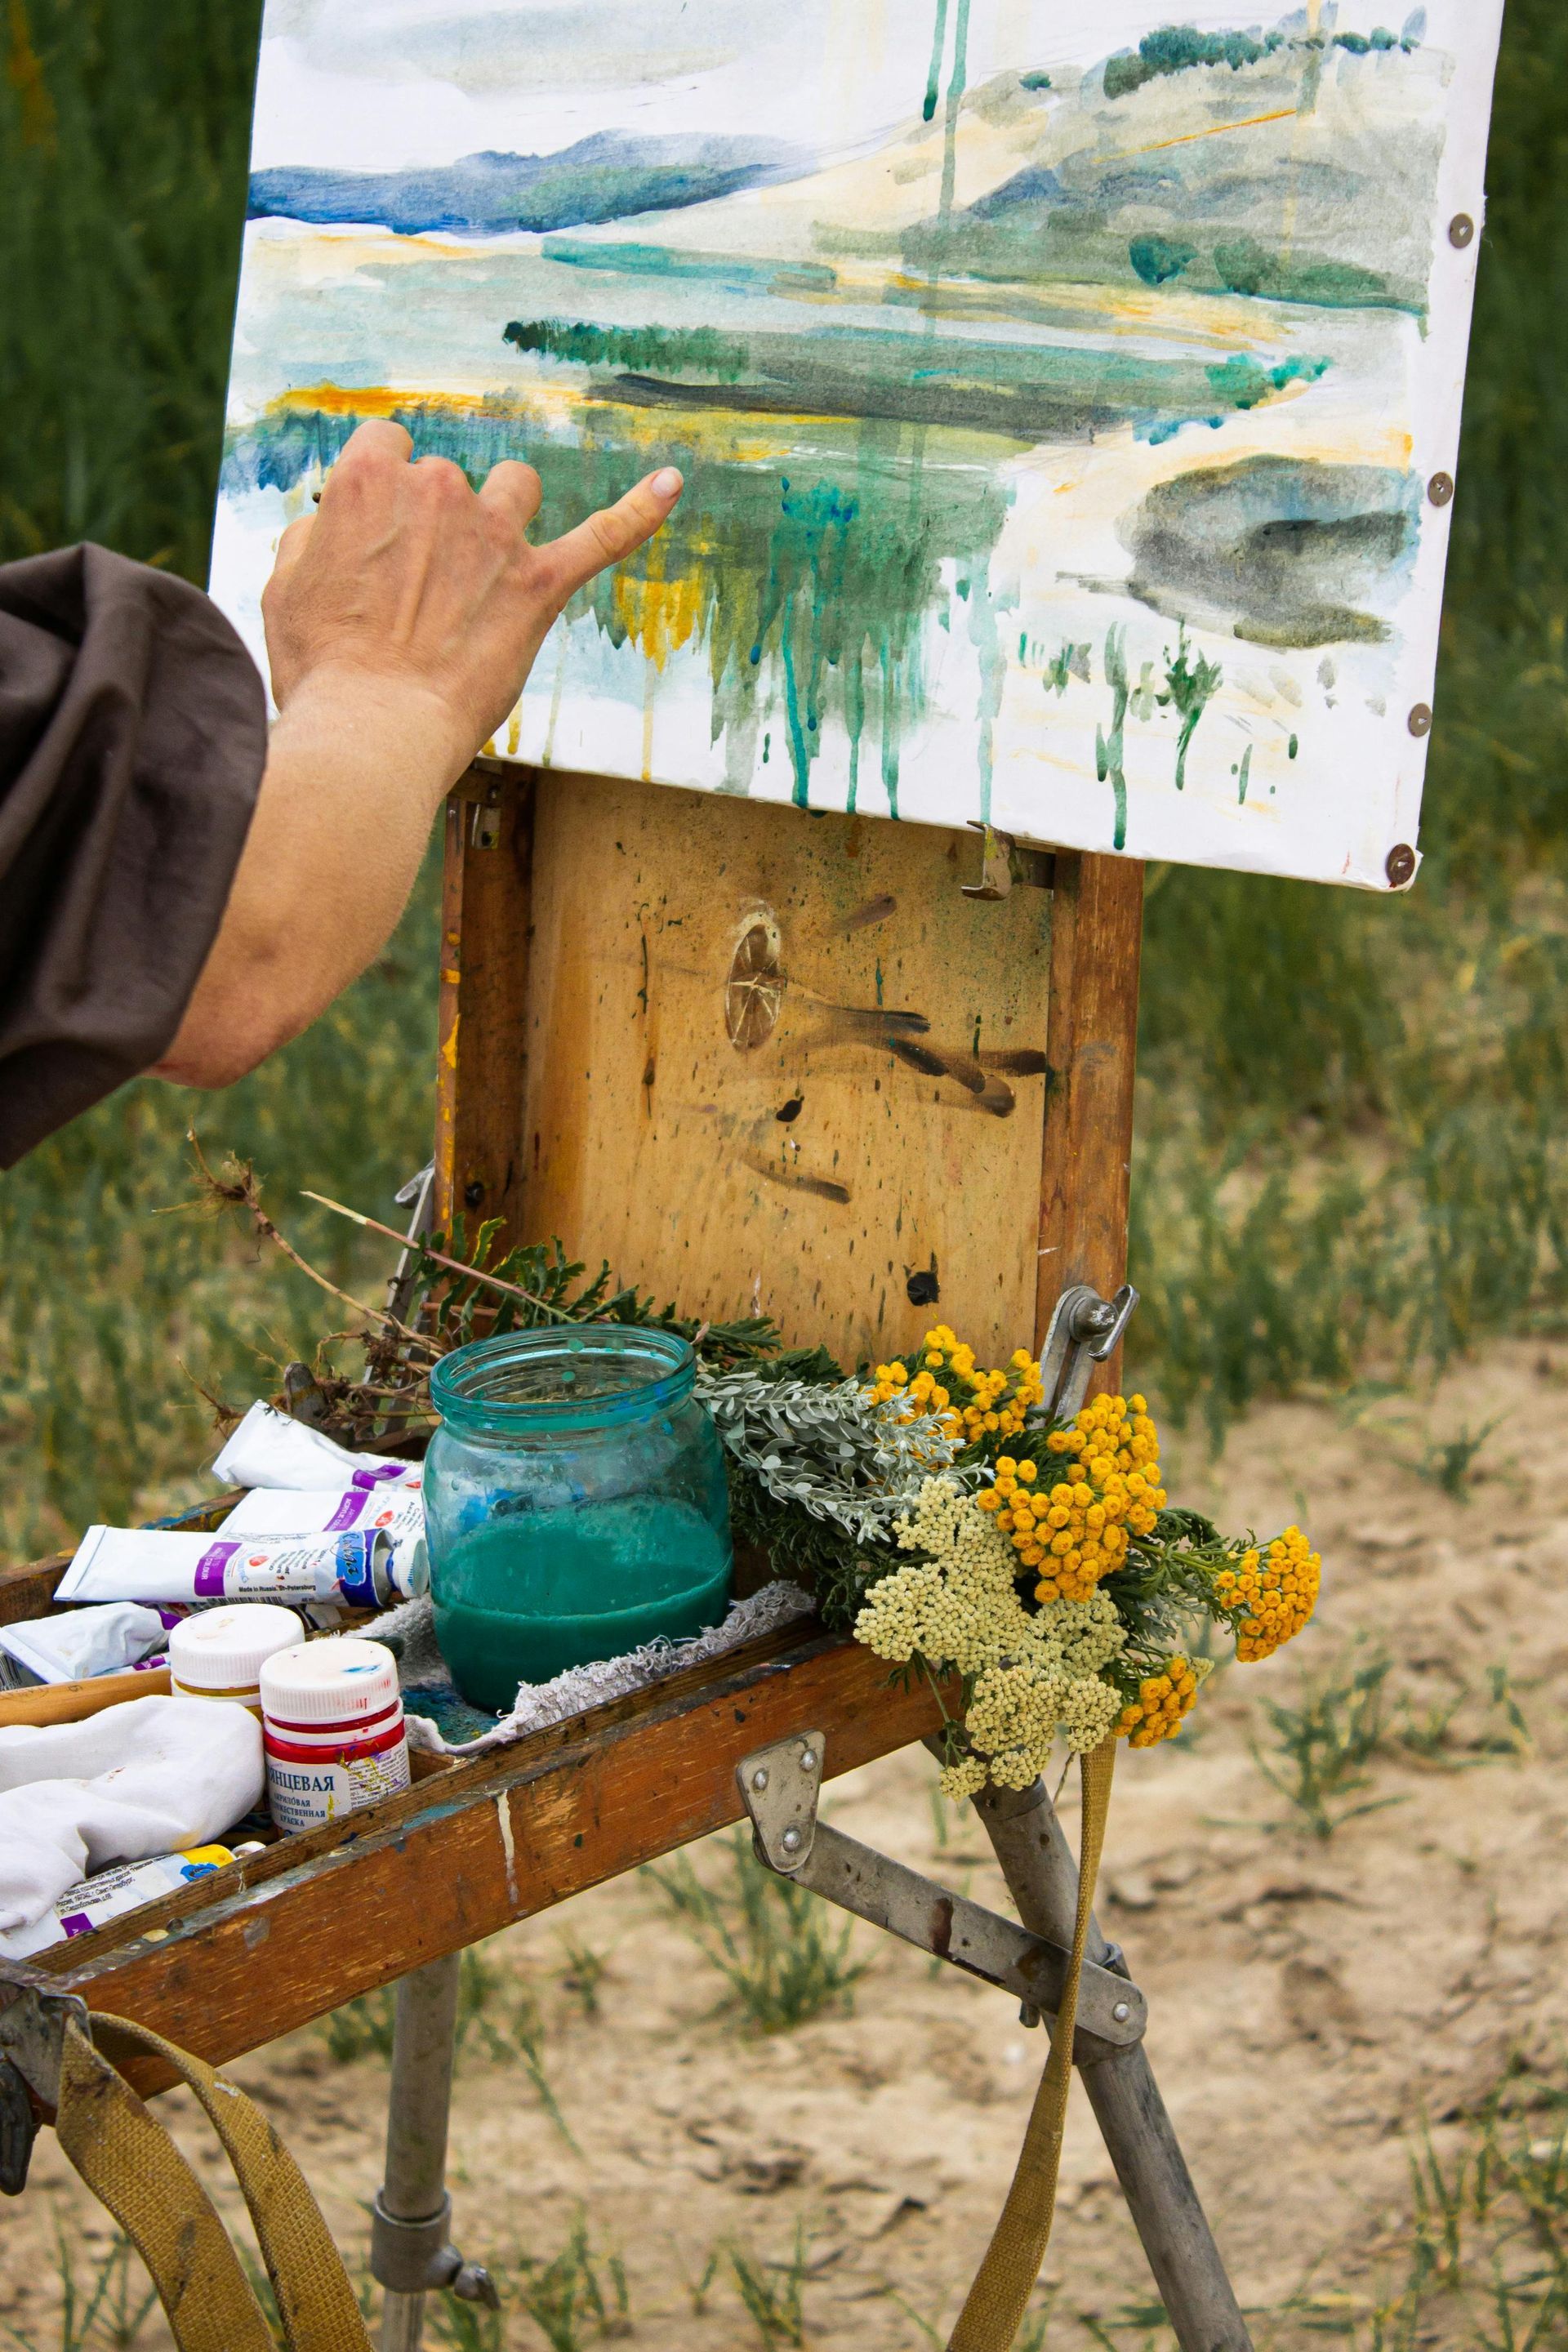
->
xmin=2 ymin=1 xmax=1568 ymax=1554
xmin=645 ymin=1829 xmax=868 ymax=2034
xmin=1263 ymin=2058 xmax=1568 ymax=2352
xmin=316 ymin=1941 xmax=579 ymax=2150
xmin=0 ymin=2222 xmax=159 ymax=2352
xmin=724 ymin=2225 xmax=811 ymax=2350
xmin=1254 ymin=1648 xmax=1535 ymax=1836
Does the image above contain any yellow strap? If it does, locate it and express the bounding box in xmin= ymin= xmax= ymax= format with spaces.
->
xmin=56 ymin=2013 xmax=373 ymax=2352
xmin=948 ymin=1735 xmax=1118 ymax=2352
xmin=55 ymin=2021 xmax=278 ymax=2352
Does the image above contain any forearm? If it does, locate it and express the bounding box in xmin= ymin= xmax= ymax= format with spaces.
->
xmin=153 ymin=672 xmax=466 ymax=1090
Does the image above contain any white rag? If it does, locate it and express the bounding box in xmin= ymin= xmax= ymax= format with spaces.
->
xmin=0 ymin=1695 xmax=264 ymax=1935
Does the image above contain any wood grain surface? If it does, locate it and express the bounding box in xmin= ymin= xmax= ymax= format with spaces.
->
xmin=516 ymin=769 xmax=1054 ymax=1366
xmin=34 ymin=1629 xmax=944 ymax=2091
xmin=1035 ymin=851 xmax=1145 ymax=1384
xmin=433 ymin=764 xmax=533 ymax=1252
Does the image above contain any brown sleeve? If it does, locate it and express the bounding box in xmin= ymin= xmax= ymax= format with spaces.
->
xmin=0 ymin=543 xmax=267 ymax=1167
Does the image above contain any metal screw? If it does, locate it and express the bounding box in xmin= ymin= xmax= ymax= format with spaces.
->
xmin=1111 ymin=2000 xmax=1131 ymax=2023
xmin=751 ymin=1767 xmax=768 ymax=1792
xmin=1428 ymin=471 xmax=1454 ymax=508
xmin=1386 ymin=843 xmax=1417 ymax=889
xmin=781 ymin=1826 xmax=802 ymax=1853
xmin=798 ymin=1748 xmax=817 ymax=1773
xmin=1449 ymin=213 xmax=1476 ymax=249
xmin=1408 ymin=704 xmax=1433 ymax=739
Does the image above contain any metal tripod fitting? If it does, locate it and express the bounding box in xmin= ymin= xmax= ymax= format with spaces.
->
xmin=372 ymin=1952 xmax=497 ymax=2352
xmin=964 ymin=1763 xmax=1254 ymax=2352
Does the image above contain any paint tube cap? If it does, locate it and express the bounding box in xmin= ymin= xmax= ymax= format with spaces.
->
xmin=260 ymin=1634 xmax=400 ymax=1725
xmin=169 ymin=1604 xmax=305 ymax=1694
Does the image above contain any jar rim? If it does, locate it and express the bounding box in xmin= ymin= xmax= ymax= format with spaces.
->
xmin=430 ymin=1325 xmax=696 ymax=1432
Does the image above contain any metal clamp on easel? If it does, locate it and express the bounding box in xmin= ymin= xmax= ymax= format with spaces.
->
xmin=1037 ymin=1280 xmax=1139 ymax=1419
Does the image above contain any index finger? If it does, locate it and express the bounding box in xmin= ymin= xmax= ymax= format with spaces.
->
xmin=332 ymin=418 xmax=416 ymax=475
xmin=534 ymin=467 xmax=684 ymax=604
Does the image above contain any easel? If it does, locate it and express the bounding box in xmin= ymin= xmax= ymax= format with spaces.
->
xmin=0 ymin=764 xmax=1250 ymax=2352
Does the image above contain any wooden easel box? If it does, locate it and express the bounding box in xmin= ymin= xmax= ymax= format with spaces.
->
xmin=0 ymin=768 xmax=1143 ymax=2088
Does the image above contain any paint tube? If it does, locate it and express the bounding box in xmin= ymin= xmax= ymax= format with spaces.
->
xmin=0 ymin=1601 xmax=183 ymax=1688
xmin=220 ymin=1485 xmax=428 ymax=1598
xmin=0 ymin=1845 xmax=239 ymax=1959
xmin=212 ymin=1401 xmax=420 ymax=1494
xmin=55 ymin=1526 xmax=413 ymax=1611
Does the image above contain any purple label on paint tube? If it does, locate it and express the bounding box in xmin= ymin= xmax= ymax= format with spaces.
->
xmin=325 ymin=1490 xmax=368 ymax=1531
xmin=351 ymin=1464 xmax=408 ymax=1491
xmin=194 ymin=1541 xmax=241 ymax=1598
xmin=60 ymin=1913 xmax=93 ymax=1939
xmin=132 ymin=1653 xmax=169 ymax=1672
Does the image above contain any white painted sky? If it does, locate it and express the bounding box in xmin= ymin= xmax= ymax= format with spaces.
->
xmin=251 ymin=1 xmax=1423 ymax=172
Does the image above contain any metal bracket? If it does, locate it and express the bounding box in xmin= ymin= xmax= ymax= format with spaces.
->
xmin=737 ymin=1738 xmax=1146 ymax=2051
xmin=369 ymin=2191 xmax=499 ymax=2309
xmin=1037 ymin=1282 xmax=1139 ymax=1419
xmin=960 ymin=825 xmax=1056 ymax=902
xmin=739 ymin=1731 xmax=824 ymax=1871
xmin=0 ymin=1984 xmax=87 ymax=2112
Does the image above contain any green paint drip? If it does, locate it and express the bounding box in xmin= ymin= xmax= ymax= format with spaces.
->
xmin=922 ymin=0 xmax=951 ymax=122
xmin=1236 ymin=746 xmax=1253 ymax=804
xmin=1289 ymin=733 xmax=1299 ymax=760
xmin=960 ymin=558 xmax=1007 ymax=826
xmin=1160 ymin=626 xmax=1223 ymax=791
xmin=1096 ymin=626 xmax=1129 ymax=853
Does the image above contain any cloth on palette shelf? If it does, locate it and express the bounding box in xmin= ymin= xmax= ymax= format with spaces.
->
xmin=0 ymin=1695 xmax=263 ymax=1936
xmin=373 ymin=1579 xmax=816 ymax=1754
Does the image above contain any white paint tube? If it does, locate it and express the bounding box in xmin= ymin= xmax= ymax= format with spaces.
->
xmin=0 ymin=1602 xmax=183 ymax=1688
xmin=212 ymin=1401 xmax=420 ymax=1494
xmin=220 ymin=1486 xmax=428 ymax=1598
xmin=55 ymin=1526 xmax=412 ymax=1611
xmin=0 ymin=1844 xmax=238 ymax=1959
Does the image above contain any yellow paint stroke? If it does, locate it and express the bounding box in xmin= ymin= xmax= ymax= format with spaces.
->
xmin=613 ymin=566 xmax=703 ymax=670
xmin=506 ymin=708 xmax=522 ymax=756
xmin=441 ymin=1013 xmax=459 ymax=1070
xmin=541 ymin=633 xmax=568 ymax=770
xmin=641 ymin=662 xmax=657 ymax=784
xmin=1102 ymin=107 xmax=1298 ymax=164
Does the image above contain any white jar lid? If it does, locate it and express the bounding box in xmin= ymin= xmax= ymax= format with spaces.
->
xmin=260 ymin=1635 xmax=399 ymax=1723
xmin=169 ymin=1603 xmax=305 ymax=1690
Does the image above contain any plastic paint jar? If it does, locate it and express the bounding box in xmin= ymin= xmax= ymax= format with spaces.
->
xmin=260 ymin=1636 xmax=410 ymax=1833
xmin=169 ymin=1603 xmax=305 ymax=1714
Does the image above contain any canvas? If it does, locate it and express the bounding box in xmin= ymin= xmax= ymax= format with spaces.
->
xmin=213 ymin=2 xmax=1503 ymax=890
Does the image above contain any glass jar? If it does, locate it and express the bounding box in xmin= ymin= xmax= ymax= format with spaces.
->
xmin=424 ymin=1327 xmax=733 ymax=1713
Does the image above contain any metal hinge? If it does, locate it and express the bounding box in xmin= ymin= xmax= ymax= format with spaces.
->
xmin=737 ymin=1736 xmax=1145 ymax=2051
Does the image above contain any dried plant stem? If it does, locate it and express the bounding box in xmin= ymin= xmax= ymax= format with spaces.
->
xmin=300 ymin=1189 xmax=576 ymax=1321
xmin=185 ymin=1136 xmax=439 ymax=1355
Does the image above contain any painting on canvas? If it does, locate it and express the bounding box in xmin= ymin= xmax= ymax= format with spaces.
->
xmin=213 ymin=2 xmax=1503 ymax=890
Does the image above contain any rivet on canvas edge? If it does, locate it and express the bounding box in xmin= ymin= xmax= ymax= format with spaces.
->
xmin=1449 ymin=213 xmax=1476 ymax=248
xmin=1408 ymin=705 xmax=1433 ymax=739
xmin=1428 ymin=472 xmax=1454 ymax=507
xmin=1386 ymin=844 xmax=1417 ymax=890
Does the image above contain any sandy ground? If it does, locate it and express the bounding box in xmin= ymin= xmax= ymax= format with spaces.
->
xmin=6 ymin=1338 xmax=1568 ymax=2350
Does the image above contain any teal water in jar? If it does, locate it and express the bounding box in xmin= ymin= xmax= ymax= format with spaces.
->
xmin=424 ymin=1328 xmax=733 ymax=1713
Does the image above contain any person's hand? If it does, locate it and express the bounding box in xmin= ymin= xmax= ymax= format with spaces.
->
xmin=260 ymin=418 xmax=683 ymax=780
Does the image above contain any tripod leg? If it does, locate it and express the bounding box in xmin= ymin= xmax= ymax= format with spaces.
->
xmin=373 ymin=1952 xmax=462 ymax=2352
xmin=971 ymin=1775 xmax=1254 ymax=2352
